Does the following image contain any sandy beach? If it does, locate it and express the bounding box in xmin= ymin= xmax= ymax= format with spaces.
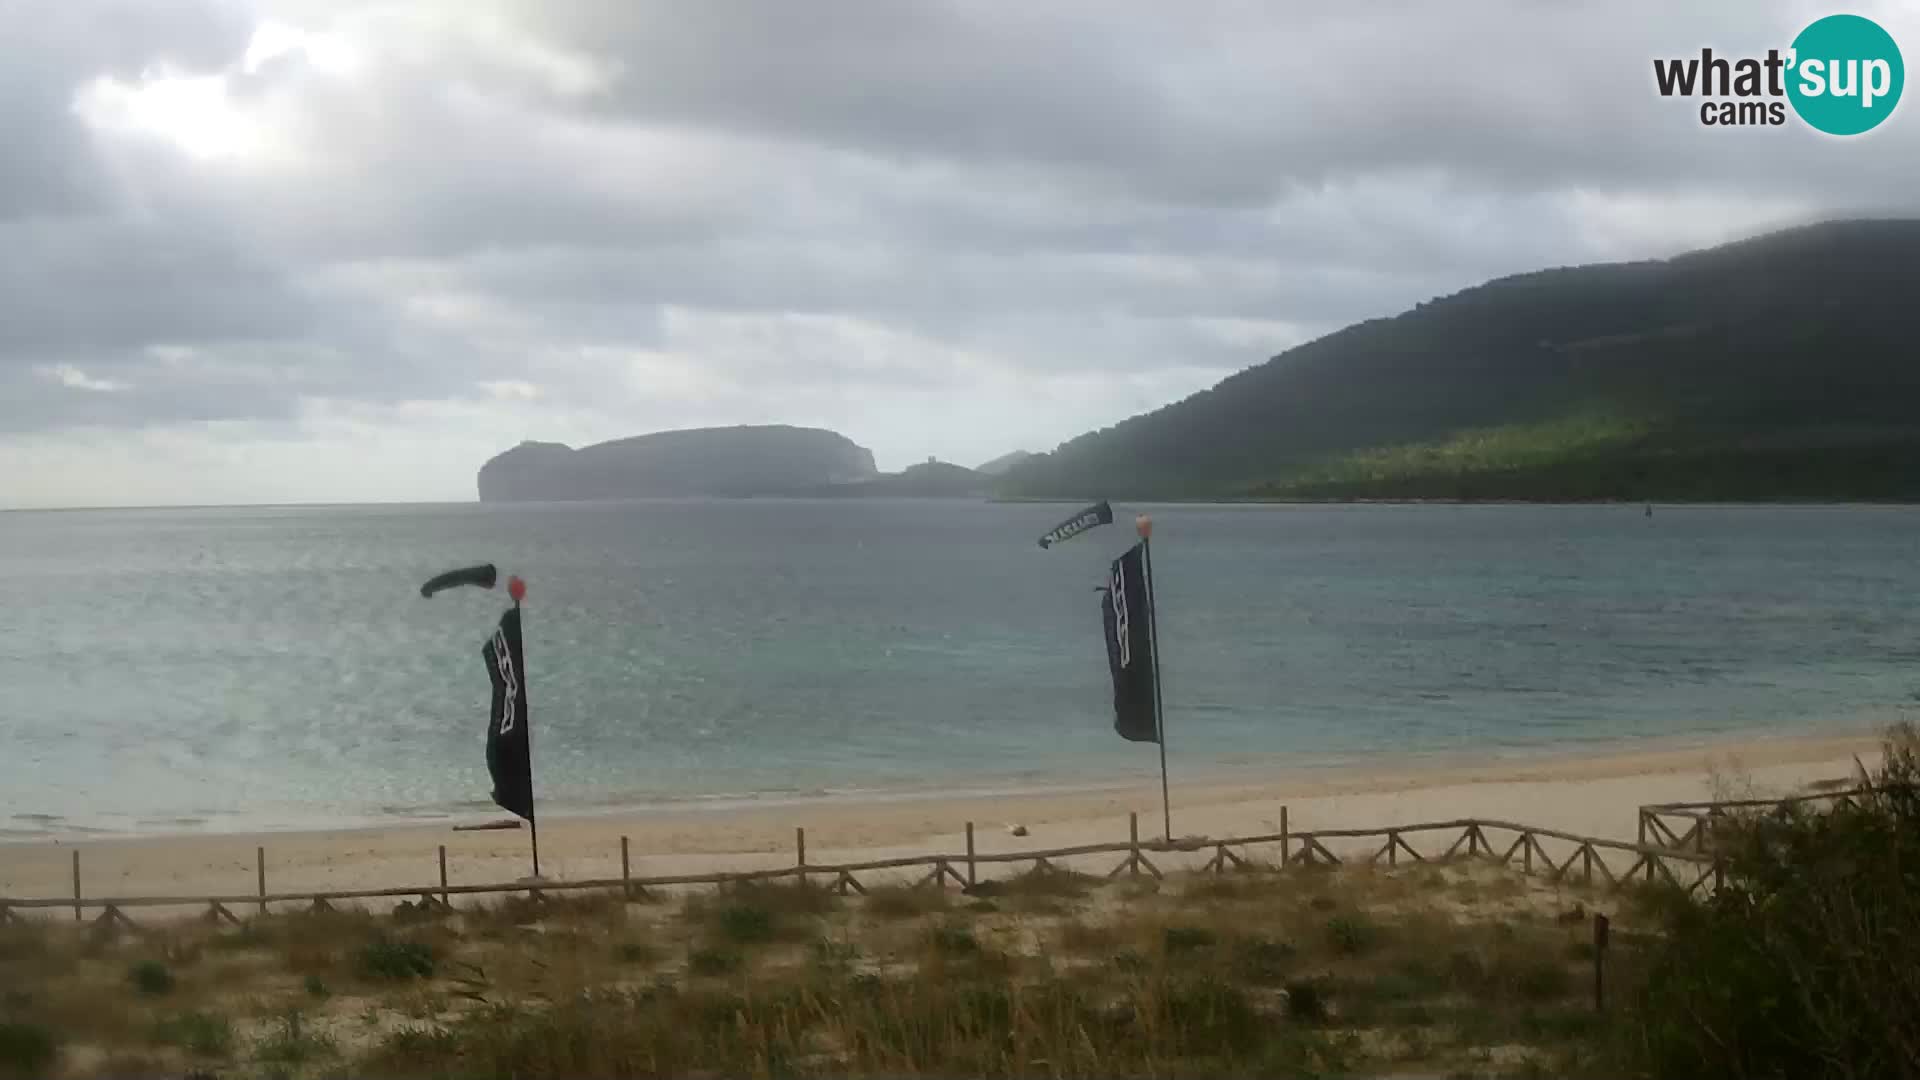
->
xmin=0 ymin=729 xmax=1884 ymax=910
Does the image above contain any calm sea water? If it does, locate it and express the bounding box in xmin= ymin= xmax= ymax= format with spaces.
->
xmin=4 ymin=500 xmax=1918 ymax=837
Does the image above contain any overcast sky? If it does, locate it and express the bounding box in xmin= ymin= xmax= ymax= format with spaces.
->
xmin=3 ymin=0 xmax=1915 ymax=507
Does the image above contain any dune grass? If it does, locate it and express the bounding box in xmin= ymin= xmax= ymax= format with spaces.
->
xmin=0 ymin=857 xmax=1642 ymax=1078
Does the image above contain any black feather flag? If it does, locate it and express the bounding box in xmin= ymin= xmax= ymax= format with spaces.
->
xmin=1037 ymin=500 xmax=1113 ymax=549
xmin=482 ymin=606 xmax=535 ymax=821
xmin=1100 ymin=542 xmax=1160 ymax=743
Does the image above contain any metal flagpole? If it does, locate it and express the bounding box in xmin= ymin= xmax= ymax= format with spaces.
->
xmin=510 ymin=576 xmax=540 ymax=880
xmin=1137 ymin=515 xmax=1171 ymax=841
xmin=526 ymin=601 xmax=540 ymax=881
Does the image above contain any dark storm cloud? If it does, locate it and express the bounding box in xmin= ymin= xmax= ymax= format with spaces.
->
xmin=0 ymin=0 xmax=1915 ymax=502
xmin=516 ymin=0 xmax=1916 ymax=205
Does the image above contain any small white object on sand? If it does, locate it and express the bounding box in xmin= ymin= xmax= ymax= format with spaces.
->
xmin=1007 ymin=824 xmax=1029 ymax=837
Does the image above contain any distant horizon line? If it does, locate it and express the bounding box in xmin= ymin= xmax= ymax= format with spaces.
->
xmin=12 ymin=495 xmax=1920 ymax=514
xmin=0 ymin=497 xmax=478 ymax=514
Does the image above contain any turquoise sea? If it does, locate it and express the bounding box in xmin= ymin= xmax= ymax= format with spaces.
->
xmin=3 ymin=500 xmax=1917 ymax=837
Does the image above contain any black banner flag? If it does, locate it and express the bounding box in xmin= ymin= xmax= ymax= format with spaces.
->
xmin=1038 ymin=500 xmax=1113 ymax=549
xmin=482 ymin=606 xmax=535 ymax=821
xmin=1100 ymin=542 xmax=1160 ymax=743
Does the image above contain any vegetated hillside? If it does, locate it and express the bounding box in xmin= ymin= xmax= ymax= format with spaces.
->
xmin=477 ymin=425 xmax=878 ymax=501
xmin=1002 ymin=220 xmax=1920 ymax=501
xmin=975 ymin=450 xmax=1037 ymax=476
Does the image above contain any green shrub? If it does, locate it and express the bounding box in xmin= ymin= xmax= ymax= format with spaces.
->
xmin=1326 ymin=915 xmax=1374 ymax=955
xmin=0 ymin=1021 xmax=58 ymax=1078
xmin=687 ymin=946 xmax=741 ymax=976
xmin=1447 ymin=948 xmax=1488 ymax=989
xmin=712 ymin=880 xmax=837 ymax=917
xmin=615 ymin=941 xmax=656 ymax=965
xmin=127 ymin=959 xmax=175 ymax=995
xmin=1161 ymin=925 xmax=1217 ymax=952
xmin=864 ymin=885 xmax=947 ymax=920
xmin=926 ymin=926 xmax=980 ymax=955
xmin=1232 ymin=937 xmax=1296 ymax=985
xmin=968 ymin=867 xmax=1097 ymax=901
xmin=1284 ymin=979 xmax=1327 ymax=1022
xmin=714 ymin=904 xmax=774 ymax=944
xmin=152 ymin=1011 xmax=233 ymax=1058
xmin=1624 ymin=724 xmax=1920 ymax=1080
xmin=357 ymin=937 xmax=436 ymax=981
xmin=1512 ymin=960 xmax=1573 ymax=1003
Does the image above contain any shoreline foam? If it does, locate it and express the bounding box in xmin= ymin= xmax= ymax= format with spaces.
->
xmin=2 ymin=717 xmax=1896 ymax=843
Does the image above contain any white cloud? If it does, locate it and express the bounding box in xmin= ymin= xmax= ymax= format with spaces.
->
xmin=35 ymin=364 xmax=130 ymax=393
xmin=479 ymin=379 xmax=541 ymax=401
xmin=75 ymin=66 xmax=295 ymax=166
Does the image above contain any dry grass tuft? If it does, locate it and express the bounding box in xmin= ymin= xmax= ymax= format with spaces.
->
xmin=861 ymin=884 xmax=950 ymax=920
xmin=9 ymin=853 xmax=1638 ymax=1078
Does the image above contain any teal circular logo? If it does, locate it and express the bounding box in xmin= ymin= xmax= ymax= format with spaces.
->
xmin=1787 ymin=14 xmax=1904 ymax=135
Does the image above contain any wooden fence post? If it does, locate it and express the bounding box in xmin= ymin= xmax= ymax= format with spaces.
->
xmin=1129 ymin=813 xmax=1140 ymax=877
xmin=621 ymin=836 xmax=632 ymax=900
xmin=796 ymin=827 xmax=807 ymax=889
xmin=1280 ymin=806 xmax=1290 ymax=868
xmin=71 ymin=850 xmax=81 ymax=922
xmin=438 ymin=845 xmax=450 ymax=908
xmin=965 ymin=822 xmax=976 ymax=888
xmin=1593 ymin=913 xmax=1610 ymax=1012
xmin=256 ymin=847 xmax=267 ymax=916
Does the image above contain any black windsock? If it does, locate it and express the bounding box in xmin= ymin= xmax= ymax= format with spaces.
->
xmin=1038 ymin=500 xmax=1114 ymax=549
xmin=420 ymin=564 xmax=498 ymax=598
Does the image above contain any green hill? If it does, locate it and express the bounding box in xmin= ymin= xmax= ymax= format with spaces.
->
xmin=477 ymin=426 xmax=877 ymax=501
xmin=1002 ymin=220 xmax=1920 ymax=501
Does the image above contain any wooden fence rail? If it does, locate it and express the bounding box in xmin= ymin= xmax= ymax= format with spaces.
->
xmin=1637 ymin=785 xmax=1880 ymax=854
xmin=0 ymin=809 xmax=1727 ymax=932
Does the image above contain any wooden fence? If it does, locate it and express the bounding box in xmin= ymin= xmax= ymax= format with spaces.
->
xmin=0 ymin=808 xmax=1723 ymax=933
xmin=1637 ymin=786 xmax=1874 ymax=853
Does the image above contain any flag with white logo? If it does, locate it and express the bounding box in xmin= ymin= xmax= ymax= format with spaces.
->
xmin=482 ymin=606 xmax=534 ymax=821
xmin=1100 ymin=542 xmax=1160 ymax=743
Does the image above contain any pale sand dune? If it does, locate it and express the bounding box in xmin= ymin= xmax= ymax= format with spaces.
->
xmin=0 ymin=731 xmax=1882 ymax=909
